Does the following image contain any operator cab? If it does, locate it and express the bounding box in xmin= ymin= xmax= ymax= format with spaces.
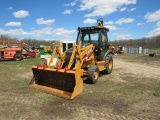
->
xmin=76 ymin=19 xmax=109 ymax=59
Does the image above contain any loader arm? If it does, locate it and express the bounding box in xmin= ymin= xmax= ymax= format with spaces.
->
xmin=48 ymin=42 xmax=66 ymax=68
xmin=67 ymin=40 xmax=95 ymax=70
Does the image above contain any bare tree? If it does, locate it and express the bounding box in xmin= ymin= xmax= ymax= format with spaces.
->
xmin=110 ymin=35 xmax=160 ymax=49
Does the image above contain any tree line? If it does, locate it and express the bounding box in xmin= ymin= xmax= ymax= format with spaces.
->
xmin=110 ymin=35 xmax=160 ymax=49
xmin=0 ymin=34 xmax=160 ymax=49
xmin=22 ymin=39 xmax=57 ymax=48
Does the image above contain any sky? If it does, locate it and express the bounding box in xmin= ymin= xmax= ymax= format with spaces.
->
xmin=0 ymin=0 xmax=160 ymax=41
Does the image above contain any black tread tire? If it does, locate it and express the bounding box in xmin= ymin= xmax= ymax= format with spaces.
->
xmin=87 ymin=65 xmax=99 ymax=84
xmin=102 ymin=54 xmax=113 ymax=74
xmin=14 ymin=54 xmax=22 ymax=61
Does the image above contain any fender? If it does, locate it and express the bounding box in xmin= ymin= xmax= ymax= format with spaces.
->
xmin=103 ymin=50 xmax=113 ymax=58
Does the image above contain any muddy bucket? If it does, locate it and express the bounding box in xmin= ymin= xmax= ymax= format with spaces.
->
xmin=29 ymin=66 xmax=83 ymax=99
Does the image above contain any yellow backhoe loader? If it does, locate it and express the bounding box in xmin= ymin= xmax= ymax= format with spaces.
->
xmin=29 ymin=18 xmax=113 ymax=99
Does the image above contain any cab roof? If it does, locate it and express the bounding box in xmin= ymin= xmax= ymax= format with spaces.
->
xmin=78 ymin=26 xmax=109 ymax=32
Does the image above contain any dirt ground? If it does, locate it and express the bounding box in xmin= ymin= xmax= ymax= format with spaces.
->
xmin=0 ymin=56 xmax=160 ymax=120
xmin=42 ymin=58 xmax=160 ymax=120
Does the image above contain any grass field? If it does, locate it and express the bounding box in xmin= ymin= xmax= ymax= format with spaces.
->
xmin=0 ymin=58 xmax=57 ymax=119
xmin=149 ymin=48 xmax=160 ymax=54
xmin=115 ymin=53 xmax=160 ymax=66
xmin=114 ymin=54 xmax=160 ymax=98
xmin=0 ymin=55 xmax=160 ymax=120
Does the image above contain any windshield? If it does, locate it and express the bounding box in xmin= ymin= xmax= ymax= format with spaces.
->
xmin=77 ymin=30 xmax=99 ymax=46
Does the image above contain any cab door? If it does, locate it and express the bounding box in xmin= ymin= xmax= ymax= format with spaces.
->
xmin=98 ymin=29 xmax=109 ymax=58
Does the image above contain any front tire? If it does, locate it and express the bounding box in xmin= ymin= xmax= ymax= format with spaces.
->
xmin=87 ymin=65 xmax=99 ymax=84
xmin=102 ymin=54 xmax=113 ymax=74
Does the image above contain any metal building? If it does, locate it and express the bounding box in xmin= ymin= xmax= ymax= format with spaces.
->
xmin=142 ymin=48 xmax=149 ymax=54
xmin=123 ymin=46 xmax=142 ymax=54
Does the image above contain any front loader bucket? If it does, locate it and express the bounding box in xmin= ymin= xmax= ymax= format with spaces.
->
xmin=29 ymin=66 xmax=83 ymax=99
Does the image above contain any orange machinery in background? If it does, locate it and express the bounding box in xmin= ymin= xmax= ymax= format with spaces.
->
xmin=0 ymin=40 xmax=23 ymax=61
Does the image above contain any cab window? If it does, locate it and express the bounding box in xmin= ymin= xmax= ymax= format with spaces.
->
xmin=100 ymin=29 xmax=108 ymax=45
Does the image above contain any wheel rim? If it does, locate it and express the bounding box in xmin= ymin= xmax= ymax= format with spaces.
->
xmin=94 ymin=70 xmax=98 ymax=80
xmin=108 ymin=58 xmax=113 ymax=70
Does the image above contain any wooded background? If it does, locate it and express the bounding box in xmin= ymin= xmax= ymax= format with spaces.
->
xmin=0 ymin=34 xmax=160 ymax=49
xmin=110 ymin=35 xmax=160 ymax=49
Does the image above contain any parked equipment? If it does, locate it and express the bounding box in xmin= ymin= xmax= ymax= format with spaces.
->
xmin=114 ymin=46 xmax=124 ymax=54
xmin=34 ymin=47 xmax=40 ymax=53
xmin=38 ymin=45 xmax=52 ymax=57
xmin=29 ymin=18 xmax=113 ymax=99
xmin=61 ymin=41 xmax=76 ymax=52
xmin=22 ymin=43 xmax=36 ymax=59
xmin=0 ymin=40 xmax=23 ymax=61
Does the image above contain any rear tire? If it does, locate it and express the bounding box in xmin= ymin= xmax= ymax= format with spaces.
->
xmin=87 ymin=65 xmax=99 ymax=84
xmin=102 ymin=54 xmax=113 ymax=74
xmin=14 ymin=54 xmax=22 ymax=61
